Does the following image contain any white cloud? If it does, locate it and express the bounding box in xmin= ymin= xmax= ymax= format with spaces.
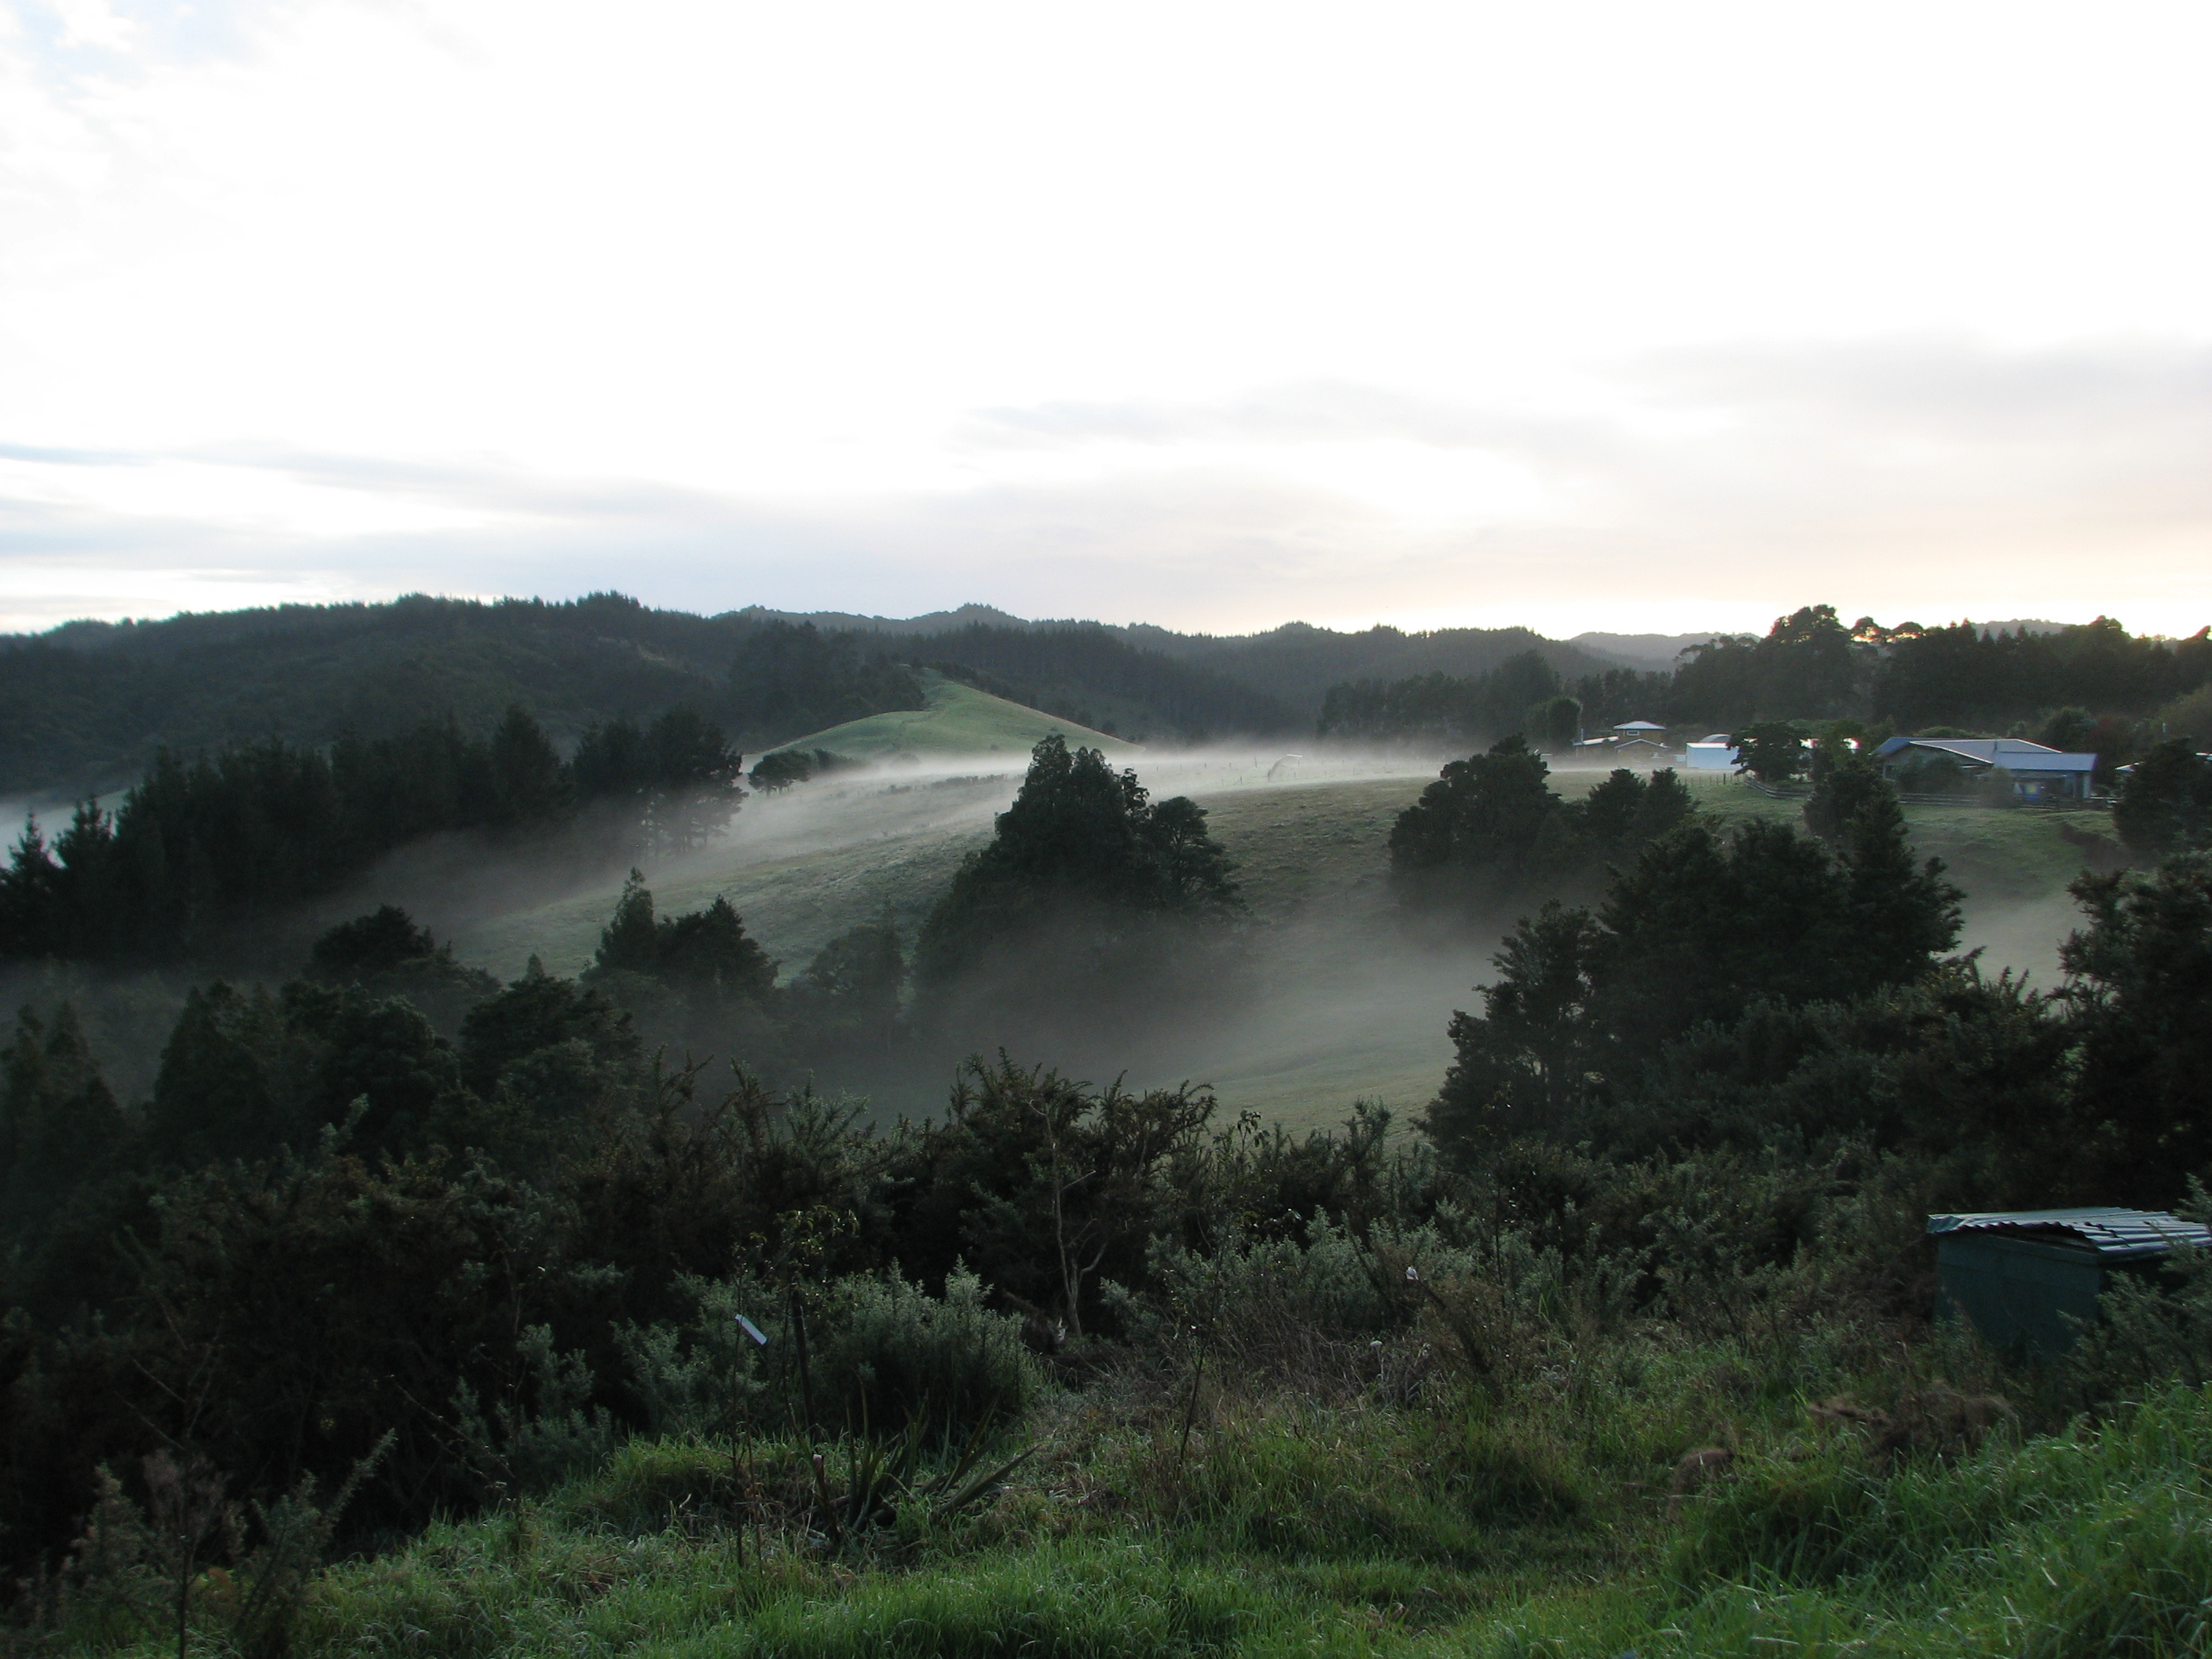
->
xmin=44 ymin=0 xmax=134 ymax=52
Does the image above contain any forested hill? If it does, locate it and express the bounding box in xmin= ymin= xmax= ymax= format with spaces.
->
xmin=1119 ymin=620 xmax=1624 ymax=713
xmin=2 ymin=594 xmax=745 ymax=798
xmin=745 ymin=605 xmax=1622 ymax=719
xmin=2 ymin=595 xmax=1604 ymax=800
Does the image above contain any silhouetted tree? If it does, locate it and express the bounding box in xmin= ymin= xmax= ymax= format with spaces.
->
xmin=1580 ymin=767 xmax=1696 ymax=860
xmin=1803 ymin=742 xmax=1892 ymax=846
xmin=2113 ymin=739 xmax=2212 ymax=860
xmin=914 ymin=734 xmax=1238 ymax=988
xmin=1732 ymin=722 xmax=1808 ymax=785
xmin=792 ymin=920 xmax=906 ymax=1050
xmin=1389 ymin=737 xmax=1570 ymax=903
xmin=1425 ymin=809 xmax=1961 ymax=1163
xmin=2056 ymin=855 xmax=2212 ymax=1202
xmin=585 ymin=872 xmax=778 ymax=1005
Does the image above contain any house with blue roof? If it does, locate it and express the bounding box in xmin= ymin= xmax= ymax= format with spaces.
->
xmin=1874 ymin=734 xmax=2098 ymax=801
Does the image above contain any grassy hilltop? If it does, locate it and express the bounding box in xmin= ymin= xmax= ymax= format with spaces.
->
xmin=771 ymin=672 xmax=1141 ymax=763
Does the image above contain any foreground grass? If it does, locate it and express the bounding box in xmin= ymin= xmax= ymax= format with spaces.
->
xmin=51 ymin=1372 xmax=2166 ymax=1659
xmin=38 ymin=1328 xmax=2212 ymax=1657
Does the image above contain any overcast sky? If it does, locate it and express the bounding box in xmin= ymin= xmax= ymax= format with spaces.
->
xmin=3 ymin=0 xmax=2208 ymax=639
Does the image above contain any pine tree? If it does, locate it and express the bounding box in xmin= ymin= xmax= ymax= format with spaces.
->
xmin=489 ymin=705 xmax=566 ymax=825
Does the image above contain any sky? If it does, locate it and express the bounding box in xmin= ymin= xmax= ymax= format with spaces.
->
xmin=2 ymin=0 xmax=2209 ymax=640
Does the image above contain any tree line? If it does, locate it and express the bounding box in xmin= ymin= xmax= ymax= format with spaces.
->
xmin=1320 ymin=604 xmax=2212 ymax=753
xmin=0 ymin=706 xmax=743 ymax=965
xmin=0 ymin=595 xmax=1315 ymax=800
xmin=1669 ymin=606 xmax=2212 ymax=731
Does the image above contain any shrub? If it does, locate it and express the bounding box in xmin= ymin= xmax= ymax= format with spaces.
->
xmin=809 ymin=1266 xmax=1038 ymax=1441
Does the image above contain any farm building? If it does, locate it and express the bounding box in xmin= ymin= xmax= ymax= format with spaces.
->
xmin=1684 ymin=733 xmax=1738 ymax=770
xmin=1874 ymin=735 xmax=2097 ymax=801
xmin=1577 ymin=720 xmax=1674 ymax=762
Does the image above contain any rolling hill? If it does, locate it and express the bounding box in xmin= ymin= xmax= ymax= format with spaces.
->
xmin=771 ymin=672 xmax=1144 ymax=762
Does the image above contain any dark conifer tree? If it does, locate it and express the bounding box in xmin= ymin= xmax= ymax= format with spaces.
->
xmin=489 ymin=704 xmax=566 ymax=823
xmin=793 ymin=919 xmax=906 ymax=1049
xmin=1580 ymin=767 xmax=1695 ymax=859
xmin=144 ymin=984 xmax=296 ymax=1168
xmin=2113 ymin=739 xmax=2212 ymax=859
xmin=0 ymin=1005 xmax=132 ymax=1230
xmin=457 ymin=959 xmax=643 ymax=1101
xmin=2057 ymin=854 xmax=2212 ymax=1202
xmin=1425 ymin=808 xmax=1961 ymax=1164
xmin=1803 ymin=741 xmax=1892 ymax=846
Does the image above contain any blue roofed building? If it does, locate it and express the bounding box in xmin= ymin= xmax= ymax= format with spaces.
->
xmin=1874 ymin=734 xmax=2098 ymax=801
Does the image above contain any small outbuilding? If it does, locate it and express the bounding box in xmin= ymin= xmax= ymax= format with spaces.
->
xmin=1575 ymin=719 xmax=1673 ymax=764
xmin=1927 ymin=1208 xmax=2210 ymax=1359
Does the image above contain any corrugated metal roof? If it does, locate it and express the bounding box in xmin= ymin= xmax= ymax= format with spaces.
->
xmin=1927 ymin=1207 xmax=2212 ymax=1260
xmin=1895 ymin=736 xmax=2059 ymax=760
xmin=1991 ymin=752 xmax=2097 ymax=773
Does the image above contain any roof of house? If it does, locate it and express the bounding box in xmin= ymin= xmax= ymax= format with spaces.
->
xmin=1990 ymin=751 xmax=2099 ymax=773
xmin=1927 ymin=1207 xmax=2212 ymax=1261
xmin=1613 ymin=720 xmax=1667 ymax=732
xmin=1881 ymin=736 xmax=2095 ymax=774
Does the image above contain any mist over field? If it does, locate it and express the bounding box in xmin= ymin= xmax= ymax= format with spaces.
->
xmin=268 ymin=743 xmax=2095 ymax=1132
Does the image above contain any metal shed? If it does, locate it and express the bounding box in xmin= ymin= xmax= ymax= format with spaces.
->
xmin=1927 ymin=1208 xmax=2210 ymax=1360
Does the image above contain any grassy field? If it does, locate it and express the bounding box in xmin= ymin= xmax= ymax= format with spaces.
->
xmin=444 ymin=758 xmax=2111 ymax=1133
xmin=771 ymin=672 xmax=1140 ymax=763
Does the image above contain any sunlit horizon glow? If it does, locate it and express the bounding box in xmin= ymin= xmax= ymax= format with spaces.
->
xmin=3 ymin=0 xmax=2209 ymax=640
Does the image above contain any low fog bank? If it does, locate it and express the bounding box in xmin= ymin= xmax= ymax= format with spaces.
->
xmin=319 ymin=745 xmax=2118 ymax=1133
xmin=0 ymin=742 xmax=2118 ymax=1140
xmin=1001 ymin=908 xmax=1490 ymax=1134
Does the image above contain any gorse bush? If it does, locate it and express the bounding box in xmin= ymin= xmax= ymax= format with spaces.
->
xmin=613 ymin=1267 xmax=1038 ymax=1448
xmin=808 ymin=1267 xmax=1038 ymax=1441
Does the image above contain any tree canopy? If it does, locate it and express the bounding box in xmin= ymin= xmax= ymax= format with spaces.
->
xmin=1387 ymin=738 xmax=1696 ymax=907
xmin=914 ymin=734 xmax=1239 ymax=989
xmin=1426 ymin=771 xmax=1961 ymax=1156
